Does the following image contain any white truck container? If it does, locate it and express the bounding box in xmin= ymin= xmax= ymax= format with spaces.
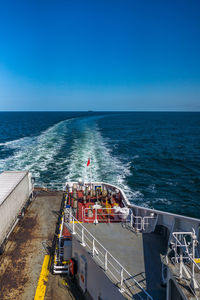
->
xmin=0 ymin=171 xmax=33 ymax=254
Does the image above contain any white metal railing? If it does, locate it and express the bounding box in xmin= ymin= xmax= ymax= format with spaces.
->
xmin=65 ymin=211 xmax=153 ymax=300
xmin=129 ymin=213 xmax=157 ymax=233
xmin=143 ymin=215 xmax=158 ymax=232
xmin=81 ymin=206 xmax=157 ymax=234
xmin=83 ymin=207 xmax=130 ymax=224
xmin=131 ymin=215 xmax=143 ymax=231
xmin=170 ymin=230 xmax=200 ymax=295
xmin=34 ymin=183 xmax=65 ymax=191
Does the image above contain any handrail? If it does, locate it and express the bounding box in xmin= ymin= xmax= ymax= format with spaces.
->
xmin=34 ymin=183 xmax=65 ymax=191
xmin=170 ymin=231 xmax=200 ymax=294
xmin=65 ymin=181 xmax=200 ymax=224
xmin=82 ymin=206 xmax=157 ymax=233
xmin=64 ymin=211 xmax=153 ymax=300
xmin=83 ymin=207 xmax=130 ymax=224
xmin=172 ymin=232 xmax=200 ymax=271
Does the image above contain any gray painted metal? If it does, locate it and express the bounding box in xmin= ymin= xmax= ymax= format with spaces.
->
xmin=83 ymin=223 xmax=166 ymax=300
xmin=66 ymin=181 xmax=200 ymax=300
xmin=63 ymin=240 xmax=72 ymax=261
xmin=65 ymin=214 xmax=154 ymax=299
xmin=72 ymin=238 xmax=125 ymax=300
xmin=0 ymin=171 xmax=33 ymax=248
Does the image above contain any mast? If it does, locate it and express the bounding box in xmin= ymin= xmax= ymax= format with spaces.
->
xmin=87 ymin=157 xmax=91 ymax=202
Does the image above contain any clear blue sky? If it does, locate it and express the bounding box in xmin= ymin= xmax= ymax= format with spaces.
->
xmin=0 ymin=0 xmax=200 ymax=111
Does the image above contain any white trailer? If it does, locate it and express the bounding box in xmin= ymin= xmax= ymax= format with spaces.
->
xmin=0 ymin=171 xmax=33 ymax=254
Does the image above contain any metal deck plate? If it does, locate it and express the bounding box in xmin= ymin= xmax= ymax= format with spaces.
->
xmin=84 ymin=222 xmax=167 ymax=300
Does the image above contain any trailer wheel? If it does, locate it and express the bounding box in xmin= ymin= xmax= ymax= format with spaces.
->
xmin=29 ymin=193 xmax=33 ymax=202
xmin=0 ymin=243 xmax=5 ymax=255
xmin=18 ymin=209 xmax=25 ymax=220
xmin=21 ymin=209 xmax=25 ymax=218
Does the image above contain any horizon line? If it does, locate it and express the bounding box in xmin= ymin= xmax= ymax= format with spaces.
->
xmin=0 ymin=110 xmax=200 ymax=113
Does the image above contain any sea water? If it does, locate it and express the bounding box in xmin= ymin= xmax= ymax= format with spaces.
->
xmin=0 ymin=112 xmax=199 ymax=218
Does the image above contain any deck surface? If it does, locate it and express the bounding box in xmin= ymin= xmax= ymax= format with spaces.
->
xmin=0 ymin=190 xmax=81 ymax=300
xmin=84 ymin=222 xmax=167 ymax=300
xmin=168 ymin=261 xmax=200 ymax=300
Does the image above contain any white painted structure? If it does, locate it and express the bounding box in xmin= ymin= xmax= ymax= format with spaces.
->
xmin=0 ymin=171 xmax=33 ymax=253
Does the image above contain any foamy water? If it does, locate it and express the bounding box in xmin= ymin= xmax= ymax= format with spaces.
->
xmin=0 ymin=116 xmax=139 ymax=201
xmin=0 ymin=112 xmax=199 ymax=218
xmin=0 ymin=119 xmax=70 ymax=180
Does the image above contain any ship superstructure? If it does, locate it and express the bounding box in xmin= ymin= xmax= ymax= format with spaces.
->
xmin=1 ymin=171 xmax=200 ymax=300
xmin=53 ymin=180 xmax=200 ymax=300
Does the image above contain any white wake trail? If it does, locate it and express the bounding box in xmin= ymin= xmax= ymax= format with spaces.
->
xmin=0 ymin=119 xmax=70 ymax=180
xmin=65 ymin=124 xmax=140 ymax=201
xmin=0 ymin=116 xmax=143 ymax=203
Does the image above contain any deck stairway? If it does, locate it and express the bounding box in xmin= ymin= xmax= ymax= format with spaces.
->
xmin=53 ymin=245 xmax=69 ymax=274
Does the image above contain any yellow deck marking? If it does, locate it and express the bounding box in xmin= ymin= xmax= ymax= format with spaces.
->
xmin=62 ymin=260 xmax=70 ymax=264
xmin=34 ymin=255 xmax=50 ymax=300
xmin=70 ymin=221 xmax=82 ymax=223
xmin=61 ymin=279 xmax=68 ymax=286
xmin=194 ymin=258 xmax=200 ymax=264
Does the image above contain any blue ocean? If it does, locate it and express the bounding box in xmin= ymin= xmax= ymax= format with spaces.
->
xmin=0 ymin=112 xmax=199 ymax=218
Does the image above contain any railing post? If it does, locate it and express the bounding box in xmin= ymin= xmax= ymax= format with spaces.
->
xmin=191 ymin=235 xmax=196 ymax=289
xmin=130 ymin=212 xmax=133 ymax=227
xmin=81 ymin=228 xmax=86 ymax=247
xmin=141 ymin=217 xmax=144 ymax=231
xmin=143 ymin=217 xmax=145 ymax=231
xmin=105 ymin=251 xmax=107 ymax=271
xmin=72 ymin=217 xmax=75 ymax=235
xmin=175 ymin=237 xmax=177 ymax=263
xmin=94 ymin=208 xmax=98 ymax=224
xmin=179 ymin=252 xmax=183 ymax=279
xmin=120 ymin=267 xmax=124 ymax=292
xmin=92 ymin=238 xmax=95 ymax=256
xmin=69 ymin=209 xmax=72 ymax=223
